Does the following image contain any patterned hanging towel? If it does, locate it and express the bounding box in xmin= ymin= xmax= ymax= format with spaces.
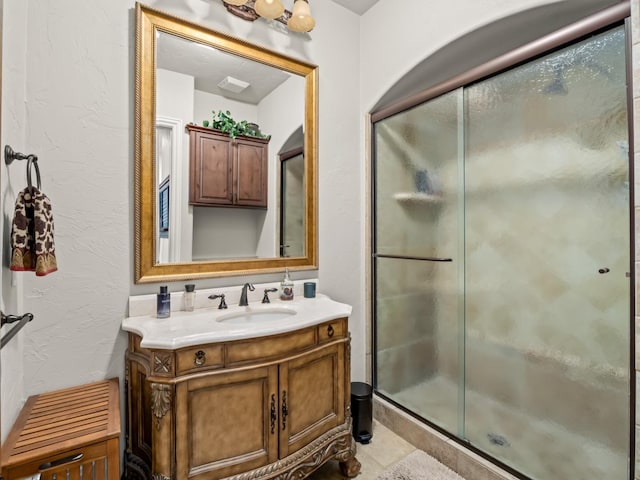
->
xmin=10 ymin=187 xmax=57 ymax=276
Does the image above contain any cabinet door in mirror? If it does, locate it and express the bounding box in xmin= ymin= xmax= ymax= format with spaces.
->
xmin=135 ymin=4 xmax=318 ymax=283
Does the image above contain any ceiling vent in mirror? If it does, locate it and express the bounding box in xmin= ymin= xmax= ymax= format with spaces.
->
xmin=218 ymin=76 xmax=250 ymax=93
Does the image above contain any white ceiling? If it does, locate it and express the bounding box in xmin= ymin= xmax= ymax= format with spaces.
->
xmin=157 ymin=32 xmax=295 ymax=104
xmin=329 ymin=0 xmax=379 ymax=16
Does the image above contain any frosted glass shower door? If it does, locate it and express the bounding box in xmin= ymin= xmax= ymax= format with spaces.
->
xmin=373 ymin=90 xmax=464 ymax=434
xmin=280 ymin=152 xmax=305 ymax=257
xmin=463 ymin=26 xmax=630 ymax=480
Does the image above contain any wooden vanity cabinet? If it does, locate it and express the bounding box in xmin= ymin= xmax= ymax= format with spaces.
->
xmin=124 ymin=318 xmax=361 ymax=480
xmin=187 ymin=124 xmax=269 ymax=208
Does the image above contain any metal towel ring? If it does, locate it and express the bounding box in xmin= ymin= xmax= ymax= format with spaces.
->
xmin=26 ymin=155 xmax=41 ymax=193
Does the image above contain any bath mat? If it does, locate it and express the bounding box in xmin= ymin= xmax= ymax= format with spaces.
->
xmin=375 ymin=450 xmax=465 ymax=480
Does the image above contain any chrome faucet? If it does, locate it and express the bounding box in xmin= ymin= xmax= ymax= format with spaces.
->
xmin=239 ymin=283 xmax=255 ymax=306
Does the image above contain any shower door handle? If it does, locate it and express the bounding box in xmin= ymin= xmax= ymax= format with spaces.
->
xmin=373 ymin=253 xmax=453 ymax=262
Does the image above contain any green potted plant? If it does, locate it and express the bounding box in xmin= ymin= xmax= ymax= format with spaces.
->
xmin=203 ymin=110 xmax=270 ymax=140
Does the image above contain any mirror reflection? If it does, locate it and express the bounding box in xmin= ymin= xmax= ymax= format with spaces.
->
xmin=134 ymin=3 xmax=318 ymax=283
xmin=155 ymin=32 xmax=305 ymax=264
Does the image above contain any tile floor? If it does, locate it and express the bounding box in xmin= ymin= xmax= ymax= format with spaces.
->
xmin=308 ymin=421 xmax=418 ymax=479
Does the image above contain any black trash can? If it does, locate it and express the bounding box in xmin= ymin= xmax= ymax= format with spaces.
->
xmin=351 ymin=382 xmax=373 ymax=444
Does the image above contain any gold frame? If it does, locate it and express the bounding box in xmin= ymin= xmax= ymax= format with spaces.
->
xmin=135 ymin=3 xmax=318 ymax=284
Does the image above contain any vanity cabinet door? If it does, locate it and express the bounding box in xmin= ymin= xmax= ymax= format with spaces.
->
xmin=278 ymin=342 xmax=345 ymax=457
xmin=234 ymin=137 xmax=268 ymax=207
xmin=175 ymin=366 xmax=279 ymax=480
xmin=189 ymin=129 xmax=234 ymax=206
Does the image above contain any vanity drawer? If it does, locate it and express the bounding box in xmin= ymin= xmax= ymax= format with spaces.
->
xmin=176 ymin=344 xmax=224 ymax=374
xmin=318 ymin=318 xmax=347 ymax=343
xmin=226 ymin=327 xmax=316 ymax=366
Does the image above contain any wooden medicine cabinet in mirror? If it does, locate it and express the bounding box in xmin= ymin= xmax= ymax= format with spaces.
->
xmin=135 ymin=3 xmax=318 ymax=283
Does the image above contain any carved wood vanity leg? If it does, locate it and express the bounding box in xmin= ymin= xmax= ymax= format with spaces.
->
xmin=339 ymin=456 xmax=362 ymax=478
xmin=336 ymin=437 xmax=361 ymax=478
xmin=151 ymin=382 xmax=174 ymax=480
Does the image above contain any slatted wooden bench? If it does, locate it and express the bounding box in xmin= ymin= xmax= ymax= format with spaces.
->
xmin=1 ymin=378 xmax=120 ymax=480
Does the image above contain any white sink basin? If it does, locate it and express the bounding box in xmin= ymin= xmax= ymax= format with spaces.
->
xmin=217 ymin=308 xmax=296 ymax=324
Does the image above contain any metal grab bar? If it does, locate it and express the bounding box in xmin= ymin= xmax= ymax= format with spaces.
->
xmin=1 ymin=312 xmax=34 ymax=349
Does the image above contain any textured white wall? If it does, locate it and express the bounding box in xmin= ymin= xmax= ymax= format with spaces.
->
xmin=14 ymin=1 xmax=132 ymax=400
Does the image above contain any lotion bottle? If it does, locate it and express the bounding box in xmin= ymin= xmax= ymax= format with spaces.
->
xmin=280 ymin=268 xmax=294 ymax=301
xmin=157 ymin=286 xmax=171 ymax=318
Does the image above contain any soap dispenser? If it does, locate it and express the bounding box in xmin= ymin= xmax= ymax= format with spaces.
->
xmin=280 ymin=268 xmax=294 ymax=301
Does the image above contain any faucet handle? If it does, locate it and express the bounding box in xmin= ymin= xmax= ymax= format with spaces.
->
xmin=262 ymin=288 xmax=278 ymax=304
xmin=208 ymin=293 xmax=227 ymax=309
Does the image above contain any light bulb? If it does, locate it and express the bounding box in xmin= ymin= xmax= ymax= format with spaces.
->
xmin=254 ymin=0 xmax=285 ymax=19
xmin=224 ymin=0 xmax=249 ymax=6
xmin=288 ymin=0 xmax=315 ymax=32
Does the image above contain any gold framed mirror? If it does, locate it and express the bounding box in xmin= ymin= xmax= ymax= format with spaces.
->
xmin=135 ymin=3 xmax=318 ymax=283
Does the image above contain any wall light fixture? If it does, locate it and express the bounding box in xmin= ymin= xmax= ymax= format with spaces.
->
xmin=222 ymin=0 xmax=315 ymax=32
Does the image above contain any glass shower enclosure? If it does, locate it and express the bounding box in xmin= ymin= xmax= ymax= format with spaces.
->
xmin=372 ymin=25 xmax=630 ymax=480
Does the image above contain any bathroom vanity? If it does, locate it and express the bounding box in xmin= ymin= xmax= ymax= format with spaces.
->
xmin=122 ymin=295 xmax=361 ymax=480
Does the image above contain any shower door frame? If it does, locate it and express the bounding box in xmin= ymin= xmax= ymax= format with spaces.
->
xmin=370 ymin=4 xmax=635 ymax=479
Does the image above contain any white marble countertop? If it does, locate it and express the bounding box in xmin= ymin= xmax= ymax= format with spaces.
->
xmin=122 ymin=294 xmax=352 ymax=349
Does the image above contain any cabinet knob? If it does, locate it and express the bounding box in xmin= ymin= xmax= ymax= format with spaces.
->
xmin=194 ymin=350 xmax=206 ymax=366
xmin=327 ymin=325 xmax=334 ymax=338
